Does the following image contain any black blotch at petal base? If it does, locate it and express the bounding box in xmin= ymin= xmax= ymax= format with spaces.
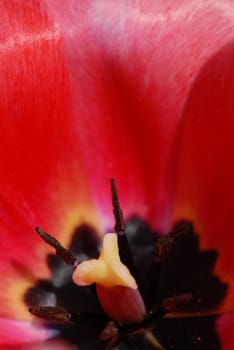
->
xmin=24 ymin=224 xmax=103 ymax=314
xmin=24 ymin=219 xmax=227 ymax=350
xmin=153 ymin=221 xmax=227 ymax=314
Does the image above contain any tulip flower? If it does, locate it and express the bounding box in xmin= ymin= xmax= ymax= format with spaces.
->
xmin=1 ymin=0 xmax=234 ymax=349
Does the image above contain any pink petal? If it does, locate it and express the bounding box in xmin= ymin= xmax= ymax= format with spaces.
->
xmin=0 ymin=339 xmax=75 ymax=350
xmin=0 ymin=318 xmax=50 ymax=345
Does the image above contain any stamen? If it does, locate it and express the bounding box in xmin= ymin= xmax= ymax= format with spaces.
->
xmin=144 ymin=330 xmax=165 ymax=350
xmin=35 ymin=227 xmax=78 ymax=267
xmin=29 ymin=305 xmax=110 ymax=325
xmin=110 ymin=178 xmax=125 ymax=234
xmin=110 ymin=179 xmax=137 ymax=281
xmin=29 ymin=306 xmax=70 ymax=322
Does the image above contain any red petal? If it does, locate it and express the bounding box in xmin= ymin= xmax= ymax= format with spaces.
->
xmin=43 ymin=0 xmax=234 ymax=230
xmin=173 ymin=41 xmax=234 ymax=312
xmin=0 ymin=0 xmax=233 ymax=323
xmin=0 ymin=0 xmax=101 ymax=320
xmin=217 ymin=312 xmax=234 ymax=350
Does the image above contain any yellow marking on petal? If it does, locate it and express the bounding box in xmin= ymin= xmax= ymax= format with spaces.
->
xmin=5 ymin=209 xmax=99 ymax=322
xmin=73 ymin=233 xmax=137 ymax=289
xmin=59 ymin=206 xmax=103 ymax=246
xmin=41 ymin=170 xmax=104 ymax=249
xmin=5 ymin=277 xmax=37 ymax=321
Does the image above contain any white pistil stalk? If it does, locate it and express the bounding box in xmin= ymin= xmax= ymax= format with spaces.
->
xmin=72 ymin=233 xmax=146 ymax=324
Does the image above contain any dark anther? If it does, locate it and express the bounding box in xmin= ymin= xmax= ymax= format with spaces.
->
xmin=110 ymin=179 xmax=139 ymax=289
xmin=35 ymin=227 xmax=78 ymax=267
xmin=29 ymin=305 xmax=70 ymax=322
xmin=29 ymin=305 xmax=110 ymax=325
xmin=110 ymin=178 xmax=125 ymax=234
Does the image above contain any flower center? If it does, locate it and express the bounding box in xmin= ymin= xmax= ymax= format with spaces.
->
xmin=25 ymin=180 xmax=228 ymax=349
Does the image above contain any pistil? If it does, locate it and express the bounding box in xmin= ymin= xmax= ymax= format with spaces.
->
xmin=73 ymin=233 xmax=146 ymax=324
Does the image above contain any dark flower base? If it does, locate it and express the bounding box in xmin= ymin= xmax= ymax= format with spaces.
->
xmin=24 ymin=218 xmax=227 ymax=349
